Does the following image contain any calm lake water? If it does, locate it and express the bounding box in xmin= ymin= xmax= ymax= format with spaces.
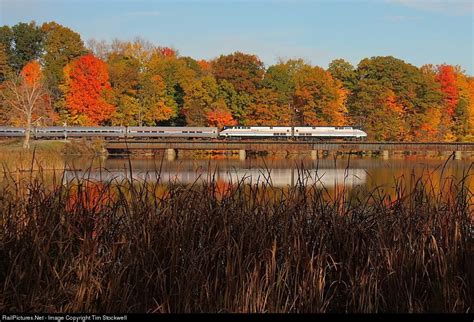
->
xmin=1 ymin=151 xmax=473 ymax=196
xmin=52 ymin=154 xmax=474 ymax=196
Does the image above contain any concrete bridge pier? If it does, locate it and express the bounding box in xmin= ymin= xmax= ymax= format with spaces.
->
xmin=455 ymin=151 xmax=462 ymax=160
xmin=381 ymin=150 xmax=389 ymax=160
xmin=166 ymin=148 xmax=176 ymax=161
xmin=239 ymin=149 xmax=246 ymax=160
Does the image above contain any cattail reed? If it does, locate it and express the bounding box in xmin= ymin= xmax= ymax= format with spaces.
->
xmin=0 ymin=160 xmax=472 ymax=313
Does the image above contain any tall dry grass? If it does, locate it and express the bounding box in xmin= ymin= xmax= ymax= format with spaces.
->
xmin=0 ymin=157 xmax=472 ymax=313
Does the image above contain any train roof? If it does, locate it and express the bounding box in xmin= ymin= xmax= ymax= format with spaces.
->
xmin=127 ymin=126 xmax=218 ymax=131
xmin=35 ymin=126 xmax=124 ymax=130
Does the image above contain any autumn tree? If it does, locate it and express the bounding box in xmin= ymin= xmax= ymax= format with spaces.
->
xmin=263 ymin=59 xmax=305 ymax=107
xmin=147 ymin=52 xmax=197 ymax=124
xmin=0 ymin=44 xmax=12 ymax=123
xmin=246 ymin=88 xmax=293 ymax=126
xmin=216 ymin=80 xmax=250 ymax=122
xmin=349 ymin=56 xmax=443 ymax=140
xmin=0 ymin=22 xmax=44 ymax=71
xmin=63 ymin=54 xmax=115 ymax=125
xmin=328 ymin=59 xmax=357 ymax=91
xmin=1 ymin=61 xmax=52 ymax=148
xmin=86 ymin=39 xmax=110 ymax=60
xmin=349 ymin=80 xmax=407 ymax=140
xmin=41 ymin=22 xmax=87 ymax=94
xmin=138 ymin=73 xmax=177 ymax=125
xmin=211 ymin=52 xmax=265 ymax=94
xmin=292 ymin=65 xmax=347 ymax=126
xmin=115 ymin=37 xmax=155 ymax=70
xmin=206 ymin=99 xmax=237 ymax=129
xmin=182 ymin=75 xmax=219 ymax=126
xmin=436 ymin=65 xmax=459 ymax=117
xmin=468 ymin=78 xmax=474 ymax=141
xmin=157 ymin=46 xmax=176 ymax=57
xmin=107 ymin=53 xmax=141 ymax=125
xmin=0 ymin=44 xmax=11 ymax=83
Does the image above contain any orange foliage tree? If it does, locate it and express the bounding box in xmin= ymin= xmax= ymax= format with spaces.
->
xmin=197 ymin=59 xmax=211 ymax=72
xmin=206 ymin=99 xmax=237 ymax=129
xmin=63 ymin=54 xmax=115 ymax=125
xmin=293 ymin=66 xmax=347 ymax=126
xmin=246 ymin=88 xmax=293 ymax=126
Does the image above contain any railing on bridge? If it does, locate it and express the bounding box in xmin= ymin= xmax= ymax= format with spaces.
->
xmin=105 ymin=140 xmax=474 ymax=153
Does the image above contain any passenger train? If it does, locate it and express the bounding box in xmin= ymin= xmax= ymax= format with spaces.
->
xmin=0 ymin=126 xmax=367 ymax=140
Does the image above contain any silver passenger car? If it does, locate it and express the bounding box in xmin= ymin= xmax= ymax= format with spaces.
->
xmin=34 ymin=127 xmax=126 ymax=138
xmin=126 ymin=127 xmax=218 ymax=139
xmin=0 ymin=126 xmax=26 ymax=137
xmin=219 ymin=126 xmax=292 ymax=138
xmin=293 ymin=126 xmax=367 ymax=139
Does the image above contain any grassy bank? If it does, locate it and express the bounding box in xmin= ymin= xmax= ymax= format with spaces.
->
xmin=0 ymin=139 xmax=107 ymax=171
xmin=0 ymin=164 xmax=472 ymax=313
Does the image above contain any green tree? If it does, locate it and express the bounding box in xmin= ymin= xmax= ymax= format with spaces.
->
xmin=112 ymin=95 xmax=141 ymax=126
xmin=147 ymin=52 xmax=197 ymax=124
xmin=328 ymin=59 xmax=357 ymax=91
xmin=350 ymin=79 xmax=407 ymax=140
xmin=0 ymin=44 xmax=12 ymax=123
xmin=263 ymin=59 xmax=305 ymax=106
xmin=0 ymin=43 xmax=11 ymax=83
xmin=182 ymin=75 xmax=218 ymax=126
xmin=216 ymin=79 xmax=250 ymax=122
xmin=138 ymin=73 xmax=177 ymax=125
xmin=41 ymin=22 xmax=87 ymax=91
xmin=1 ymin=22 xmax=44 ymax=71
xmin=107 ymin=53 xmax=141 ymax=125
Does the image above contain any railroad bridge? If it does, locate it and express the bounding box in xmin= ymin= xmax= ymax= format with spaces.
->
xmin=105 ymin=140 xmax=474 ymax=160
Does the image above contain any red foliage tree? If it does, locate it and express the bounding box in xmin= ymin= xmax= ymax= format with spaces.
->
xmin=158 ymin=46 xmax=176 ymax=57
xmin=64 ymin=54 xmax=115 ymax=125
xmin=436 ymin=65 xmax=459 ymax=117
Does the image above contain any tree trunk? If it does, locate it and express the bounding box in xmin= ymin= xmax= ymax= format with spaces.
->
xmin=23 ymin=116 xmax=31 ymax=149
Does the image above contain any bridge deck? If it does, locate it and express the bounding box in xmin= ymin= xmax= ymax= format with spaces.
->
xmin=105 ymin=140 xmax=474 ymax=152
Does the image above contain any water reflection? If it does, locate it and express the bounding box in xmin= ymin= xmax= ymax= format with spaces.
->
xmin=63 ymin=167 xmax=367 ymax=188
xmin=2 ymin=153 xmax=472 ymax=194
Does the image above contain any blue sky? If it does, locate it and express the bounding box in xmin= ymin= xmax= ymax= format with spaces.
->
xmin=1 ymin=0 xmax=473 ymax=74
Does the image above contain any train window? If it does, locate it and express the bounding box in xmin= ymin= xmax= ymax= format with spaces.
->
xmin=159 ymin=131 xmax=164 ymax=133
xmin=270 ymin=127 xmax=273 ymax=129
xmin=197 ymin=131 xmax=202 ymax=133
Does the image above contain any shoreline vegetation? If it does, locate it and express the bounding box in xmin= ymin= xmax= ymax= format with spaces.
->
xmin=0 ymin=160 xmax=473 ymax=313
